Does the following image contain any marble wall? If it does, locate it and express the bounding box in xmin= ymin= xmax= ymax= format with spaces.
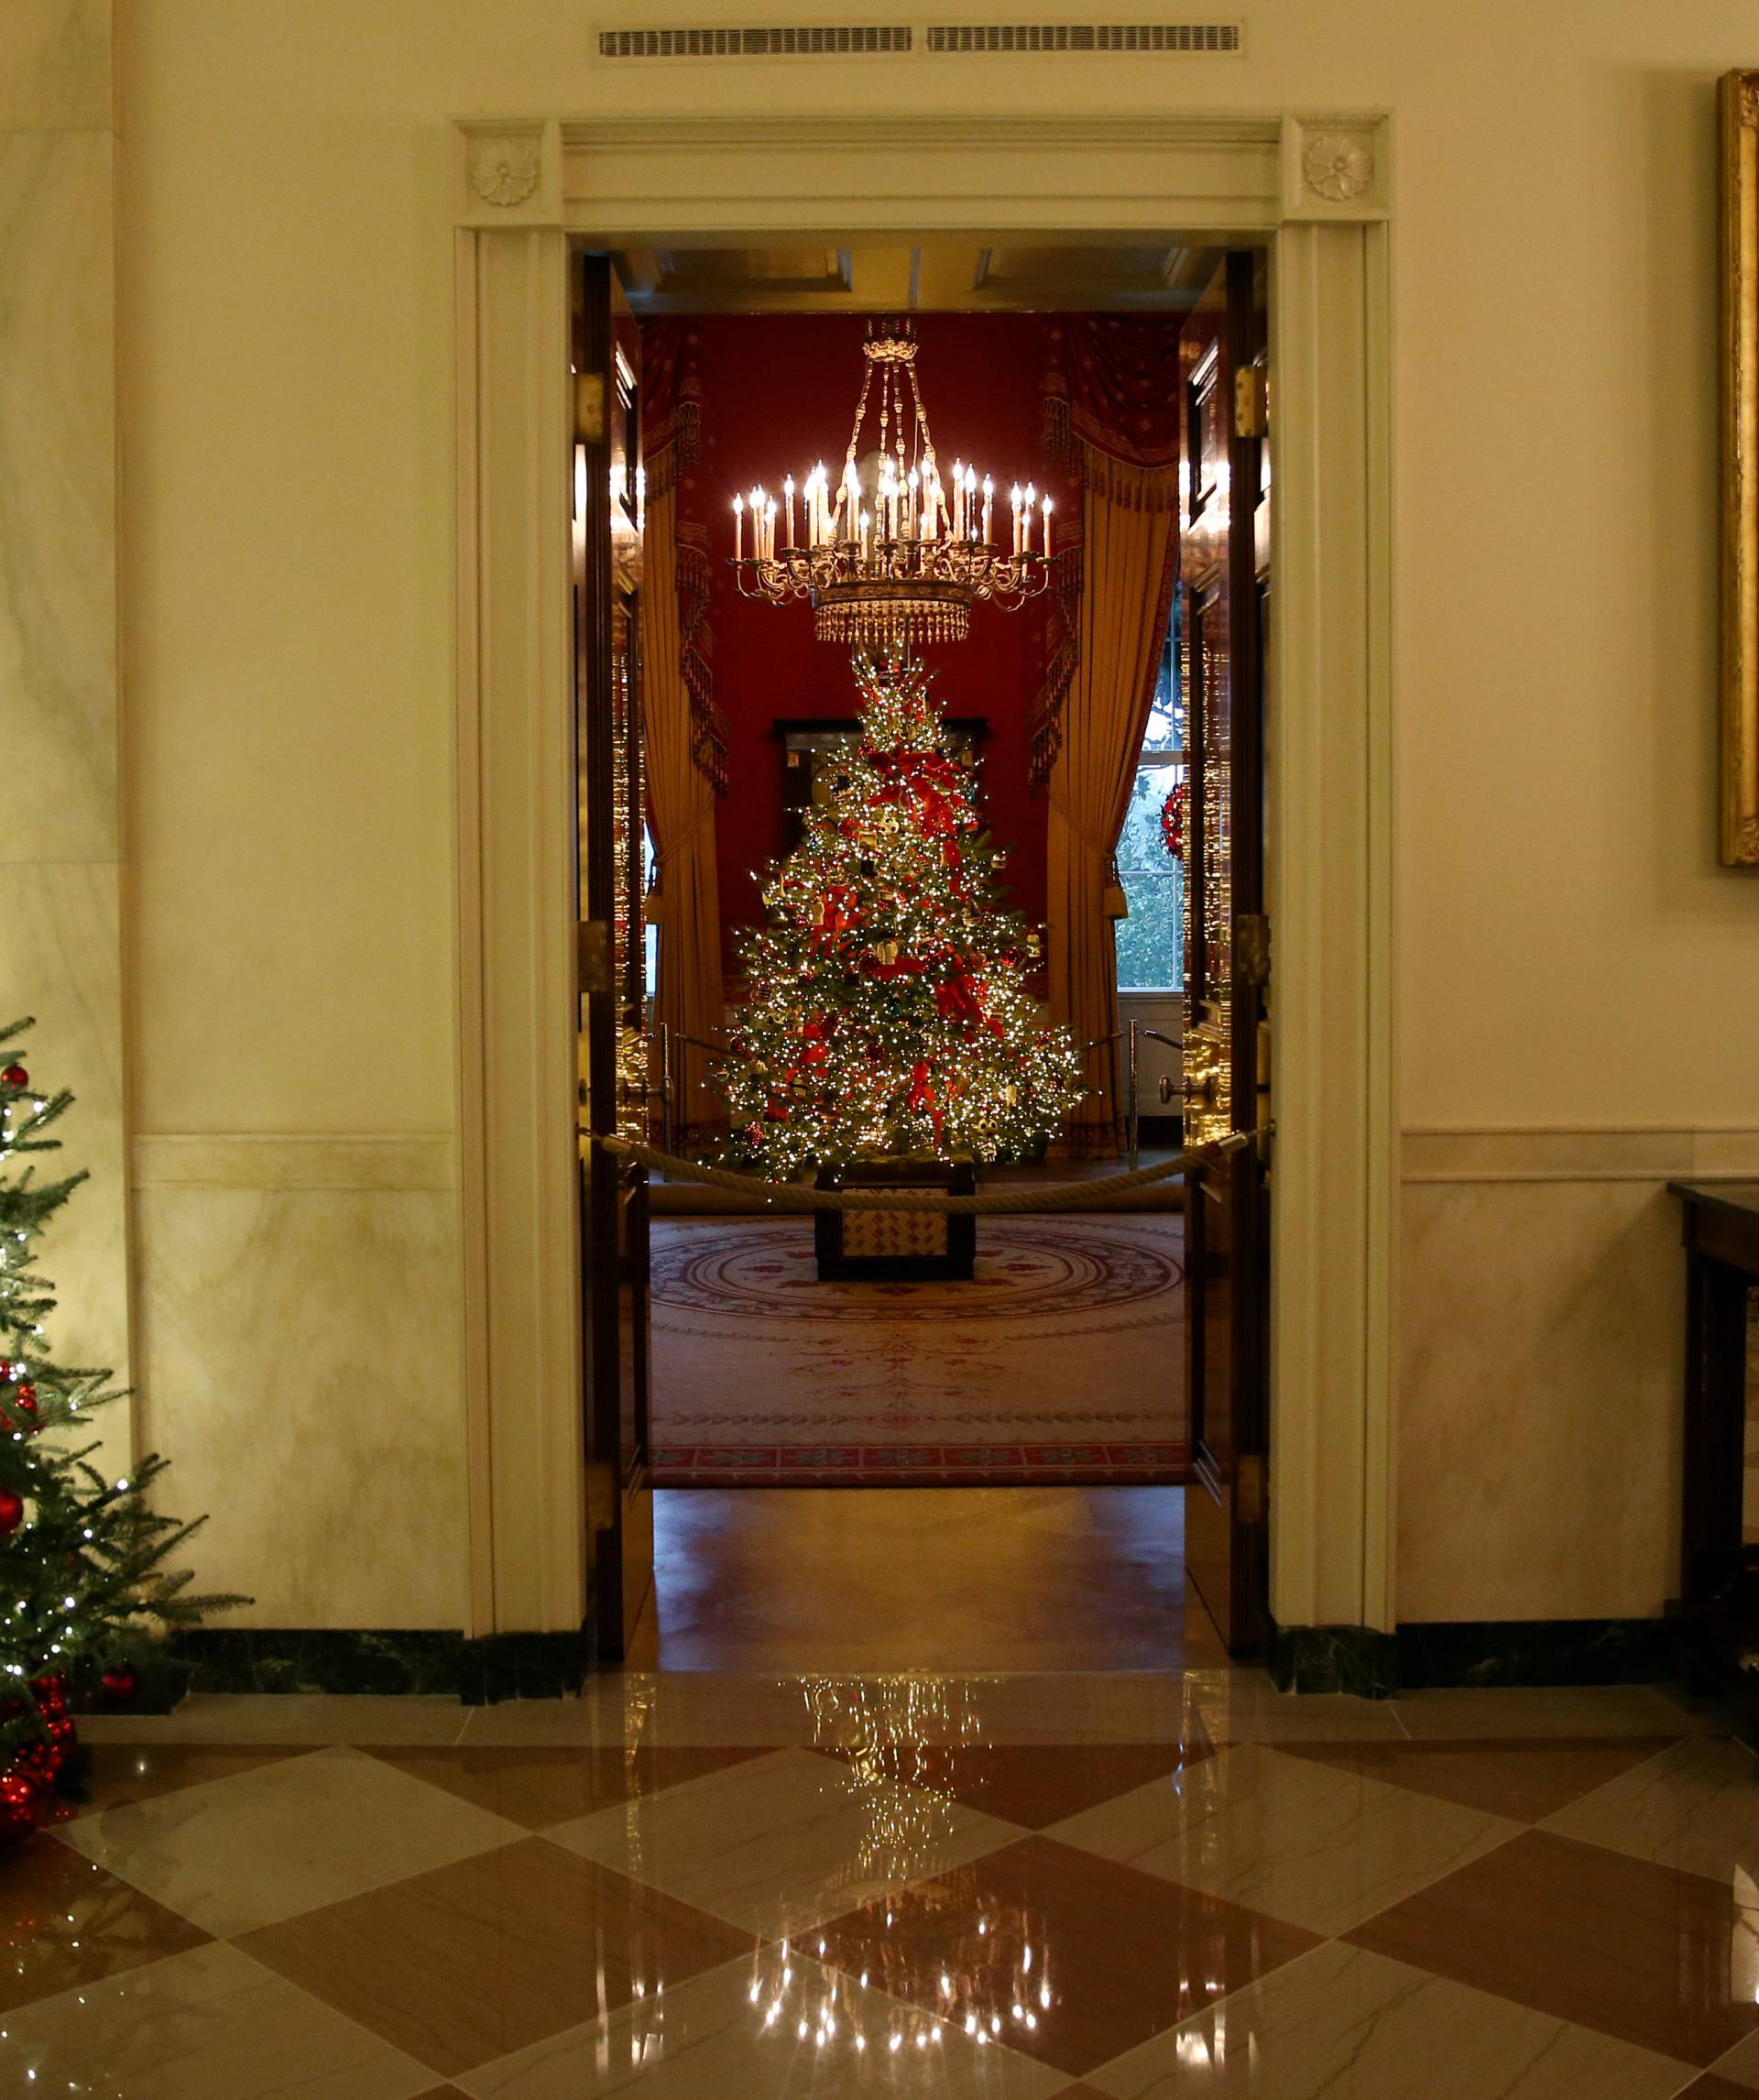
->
xmin=1396 ymin=1129 xmax=1759 ymax=1624
xmin=0 ymin=4 xmax=130 ymax=1463
xmin=131 ymin=1139 xmax=467 ymax=1628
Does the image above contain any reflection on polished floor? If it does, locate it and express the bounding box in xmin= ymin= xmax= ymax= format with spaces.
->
xmin=631 ymin=1485 xmax=1221 ymax=1672
xmin=7 ymin=1670 xmax=1753 ymax=2097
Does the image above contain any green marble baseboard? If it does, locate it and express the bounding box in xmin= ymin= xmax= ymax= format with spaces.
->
xmin=1270 ymin=1617 xmax=1671 ymax=1696
xmin=170 ymin=1626 xmax=595 ymax=1703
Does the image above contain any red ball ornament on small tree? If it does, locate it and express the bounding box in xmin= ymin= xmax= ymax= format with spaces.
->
xmin=100 ymin=1663 xmax=138 ymax=1706
xmin=1 ymin=1065 xmax=27 ymax=1088
xmin=0 ymin=1489 xmax=22 ymax=1535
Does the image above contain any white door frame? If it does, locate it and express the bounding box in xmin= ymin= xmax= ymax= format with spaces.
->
xmin=450 ymin=109 xmax=1397 ymax=1647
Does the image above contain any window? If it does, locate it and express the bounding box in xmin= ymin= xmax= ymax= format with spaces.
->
xmin=642 ymin=823 xmax=659 ymax=1001
xmin=1115 ymin=615 xmax=1185 ymax=993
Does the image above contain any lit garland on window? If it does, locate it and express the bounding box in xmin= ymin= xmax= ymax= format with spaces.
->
xmin=721 ymin=653 xmax=1084 ymax=1179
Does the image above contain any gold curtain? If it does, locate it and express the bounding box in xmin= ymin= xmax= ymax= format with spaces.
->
xmin=641 ymin=482 xmax=727 ymax=1135
xmin=1046 ymin=474 xmax=1177 ymax=1149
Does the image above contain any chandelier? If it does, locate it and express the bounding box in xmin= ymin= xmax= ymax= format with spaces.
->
xmin=730 ymin=320 xmax=1053 ymax=650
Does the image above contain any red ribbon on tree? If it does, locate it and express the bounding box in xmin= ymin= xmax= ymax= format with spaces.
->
xmin=811 ymin=885 xmax=860 ymax=943
xmin=934 ymin=974 xmax=983 ymax=1025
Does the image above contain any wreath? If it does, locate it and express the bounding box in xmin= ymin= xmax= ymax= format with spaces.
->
xmin=1159 ymin=780 xmax=1189 ymax=861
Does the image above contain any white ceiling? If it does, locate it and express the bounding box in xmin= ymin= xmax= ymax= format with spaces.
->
xmin=613 ymin=241 xmax=1224 ymax=314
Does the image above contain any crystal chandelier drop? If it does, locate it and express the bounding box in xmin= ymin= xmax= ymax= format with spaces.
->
xmin=730 ymin=319 xmax=1053 ymax=651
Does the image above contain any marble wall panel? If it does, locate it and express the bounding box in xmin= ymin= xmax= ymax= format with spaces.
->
xmin=1397 ymin=1177 xmax=1683 ymax=1623
xmin=0 ymin=0 xmax=111 ymax=129
xmin=132 ymin=1181 xmax=468 ymax=1629
xmin=0 ymin=127 xmax=117 ymax=865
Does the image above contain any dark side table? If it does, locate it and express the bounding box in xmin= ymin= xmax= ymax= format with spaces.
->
xmin=813 ymin=1157 xmax=977 ymax=1282
xmin=1667 ymin=1181 xmax=1759 ymax=1734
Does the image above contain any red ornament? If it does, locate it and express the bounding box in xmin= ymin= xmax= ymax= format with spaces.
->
xmin=0 ymin=1766 xmax=41 ymax=1846
xmin=1 ymin=1065 xmax=26 ymax=1088
xmin=0 ymin=1490 xmax=22 ymax=1536
xmin=101 ymin=1664 xmax=138 ymax=1705
xmin=1159 ymin=781 xmax=1189 ymax=861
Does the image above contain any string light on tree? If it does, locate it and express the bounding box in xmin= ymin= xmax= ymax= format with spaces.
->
xmin=721 ymin=654 xmax=1083 ymax=1179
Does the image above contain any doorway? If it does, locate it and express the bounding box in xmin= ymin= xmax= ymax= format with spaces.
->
xmin=451 ymin=108 xmax=1395 ymax=1674
xmin=573 ymin=245 xmax=1269 ymax=1671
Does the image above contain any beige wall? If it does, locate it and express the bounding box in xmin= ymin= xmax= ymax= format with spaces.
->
xmin=0 ymin=3 xmax=130 ymax=1460
xmin=101 ymin=0 xmax=1759 ymax=1627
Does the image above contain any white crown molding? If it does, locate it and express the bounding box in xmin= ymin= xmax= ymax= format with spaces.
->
xmin=451 ymin=109 xmax=1406 ymax=235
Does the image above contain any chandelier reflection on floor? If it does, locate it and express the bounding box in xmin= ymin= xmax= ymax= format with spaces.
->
xmin=729 ymin=319 xmax=1053 ymax=651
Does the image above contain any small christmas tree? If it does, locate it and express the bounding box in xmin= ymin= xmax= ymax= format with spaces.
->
xmin=723 ymin=651 xmax=1083 ymax=1179
xmin=0 ymin=1018 xmax=240 ymax=1841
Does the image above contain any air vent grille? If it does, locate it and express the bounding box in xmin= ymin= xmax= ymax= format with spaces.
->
xmin=597 ymin=26 xmax=912 ymax=58
xmin=928 ymin=21 xmax=1240 ymax=50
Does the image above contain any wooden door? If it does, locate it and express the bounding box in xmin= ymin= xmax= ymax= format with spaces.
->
xmin=575 ymin=254 xmax=653 ymax=1660
xmin=1180 ymin=251 xmax=1271 ymax=1655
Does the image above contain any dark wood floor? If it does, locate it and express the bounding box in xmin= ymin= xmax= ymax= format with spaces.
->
xmin=624 ymin=1485 xmax=1227 ymax=1673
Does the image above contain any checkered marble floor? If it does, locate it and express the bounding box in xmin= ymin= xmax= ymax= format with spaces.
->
xmin=6 ymin=1671 xmax=1755 ymax=2097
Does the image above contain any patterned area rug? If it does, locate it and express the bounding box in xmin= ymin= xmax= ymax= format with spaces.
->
xmin=650 ymin=1214 xmax=1187 ymax=1486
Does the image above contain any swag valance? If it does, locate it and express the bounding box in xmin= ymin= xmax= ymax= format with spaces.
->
xmin=1031 ymin=316 xmax=1183 ymax=791
xmin=1042 ymin=314 xmax=1184 ymax=511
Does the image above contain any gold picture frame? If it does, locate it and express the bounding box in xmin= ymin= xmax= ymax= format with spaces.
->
xmin=1722 ymin=71 xmax=1759 ymax=864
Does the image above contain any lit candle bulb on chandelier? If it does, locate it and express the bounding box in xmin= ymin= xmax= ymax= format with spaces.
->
xmin=765 ymin=498 xmax=777 ymax=560
xmin=1010 ymin=483 xmax=1022 ymax=554
xmin=859 ymin=507 xmax=871 ymax=560
xmin=1041 ymin=493 xmax=1053 ymax=558
xmin=951 ymin=460 xmax=964 ymax=539
xmin=921 ymin=465 xmax=938 ymax=541
xmin=1023 ymin=483 xmax=1036 ymax=554
xmin=905 ymin=466 xmax=919 ymax=540
xmin=733 ymin=492 xmax=744 ymax=560
xmin=981 ymin=475 xmax=993 ymax=546
xmin=783 ymin=474 xmax=795 ymax=549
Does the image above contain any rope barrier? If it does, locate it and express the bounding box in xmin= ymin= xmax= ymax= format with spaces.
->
xmin=593 ymin=1128 xmax=1255 ymax=1215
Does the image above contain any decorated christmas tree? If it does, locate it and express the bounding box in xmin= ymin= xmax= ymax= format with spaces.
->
xmin=723 ymin=651 xmax=1083 ymax=1178
xmin=0 ymin=1019 xmax=240 ymax=1842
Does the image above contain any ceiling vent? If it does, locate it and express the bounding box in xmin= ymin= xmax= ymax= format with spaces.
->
xmin=596 ymin=26 xmax=912 ymax=58
xmin=927 ymin=21 xmax=1241 ymax=51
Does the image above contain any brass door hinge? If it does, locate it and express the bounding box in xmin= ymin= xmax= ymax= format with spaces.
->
xmin=578 ymin=919 xmax=611 ymax=995
xmin=1233 ymin=363 xmax=1266 ymax=440
xmin=575 ymin=371 xmax=607 ymax=443
xmin=585 ymin=1460 xmax=617 ymax=1532
xmin=1236 ymin=1452 xmax=1267 ymax=1525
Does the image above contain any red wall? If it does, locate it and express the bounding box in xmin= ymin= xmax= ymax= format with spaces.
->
xmin=682 ymin=313 xmax=1079 ymax=974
